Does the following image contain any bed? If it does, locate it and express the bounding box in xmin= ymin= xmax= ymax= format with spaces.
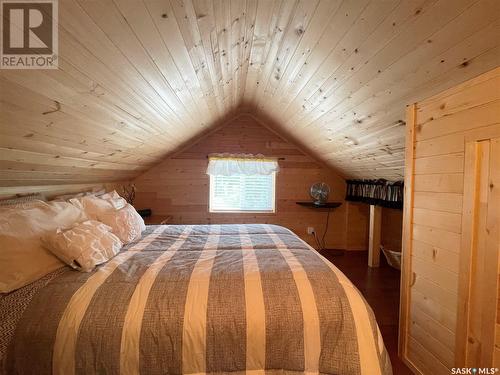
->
xmin=1 ymin=224 xmax=392 ymax=375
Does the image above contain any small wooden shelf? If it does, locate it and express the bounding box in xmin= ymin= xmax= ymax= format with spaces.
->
xmin=295 ymin=201 xmax=342 ymax=209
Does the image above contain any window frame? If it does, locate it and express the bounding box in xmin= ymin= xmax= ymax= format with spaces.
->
xmin=208 ymin=171 xmax=277 ymax=214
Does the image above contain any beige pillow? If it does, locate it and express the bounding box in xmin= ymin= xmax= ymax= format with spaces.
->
xmin=0 ymin=201 xmax=88 ymax=293
xmin=42 ymin=220 xmax=122 ymax=272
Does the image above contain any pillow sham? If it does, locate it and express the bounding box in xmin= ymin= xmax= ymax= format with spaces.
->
xmin=0 ymin=201 xmax=88 ymax=293
xmin=42 ymin=220 xmax=122 ymax=272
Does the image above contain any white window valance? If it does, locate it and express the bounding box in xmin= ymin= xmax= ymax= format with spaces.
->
xmin=206 ymin=153 xmax=279 ymax=176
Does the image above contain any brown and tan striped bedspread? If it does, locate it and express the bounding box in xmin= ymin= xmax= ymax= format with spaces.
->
xmin=1 ymin=224 xmax=391 ymax=375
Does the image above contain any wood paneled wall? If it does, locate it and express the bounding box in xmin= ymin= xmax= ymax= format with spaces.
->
xmin=344 ymin=202 xmax=369 ymax=251
xmin=400 ymin=67 xmax=500 ymax=374
xmin=344 ymin=202 xmax=403 ymax=252
xmin=382 ymin=208 xmax=403 ymax=252
xmin=134 ymin=114 xmax=348 ymax=249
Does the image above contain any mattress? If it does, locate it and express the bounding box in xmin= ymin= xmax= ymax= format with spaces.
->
xmin=1 ymin=224 xmax=392 ymax=374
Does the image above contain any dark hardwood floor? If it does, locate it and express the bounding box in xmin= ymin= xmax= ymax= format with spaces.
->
xmin=320 ymin=250 xmax=412 ymax=375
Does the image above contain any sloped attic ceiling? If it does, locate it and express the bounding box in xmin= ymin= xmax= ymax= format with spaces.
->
xmin=1 ymin=0 xmax=499 ymax=188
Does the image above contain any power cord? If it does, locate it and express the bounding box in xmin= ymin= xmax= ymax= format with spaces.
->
xmin=321 ymin=209 xmax=331 ymax=250
xmin=311 ymin=208 xmax=332 ymax=252
xmin=312 ymin=229 xmax=322 ymax=250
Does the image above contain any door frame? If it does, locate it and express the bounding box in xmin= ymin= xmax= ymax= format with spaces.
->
xmin=455 ymin=138 xmax=500 ymax=366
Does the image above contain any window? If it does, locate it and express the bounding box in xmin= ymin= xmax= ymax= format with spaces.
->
xmin=209 ymin=172 xmax=276 ymax=213
xmin=206 ymin=154 xmax=279 ymax=213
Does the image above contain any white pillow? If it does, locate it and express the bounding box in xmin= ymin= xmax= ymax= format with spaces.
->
xmin=70 ymin=196 xmax=144 ymax=244
xmin=42 ymin=220 xmax=122 ymax=272
xmin=51 ymin=187 xmax=107 ymax=202
xmin=99 ymin=190 xmax=122 ymax=200
xmin=100 ymin=191 xmax=128 ymax=209
xmin=51 ymin=192 xmax=86 ymax=202
xmin=0 ymin=201 xmax=88 ymax=293
xmin=98 ymin=204 xmax=146 ymax=244
xmin=70 ymin=194 xmax=127 ymax=217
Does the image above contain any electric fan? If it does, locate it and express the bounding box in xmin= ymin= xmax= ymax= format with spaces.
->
xmin=310 ymin=182 xmax=330 ymax=205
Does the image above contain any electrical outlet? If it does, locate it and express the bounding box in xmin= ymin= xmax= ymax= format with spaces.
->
xmin=307 ymin=227 xmax=315 ymax=235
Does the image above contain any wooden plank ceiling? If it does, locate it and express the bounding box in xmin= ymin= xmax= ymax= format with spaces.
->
xmin=1 ymin=0 xmax=499 ymax=187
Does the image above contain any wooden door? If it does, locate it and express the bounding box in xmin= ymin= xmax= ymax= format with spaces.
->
xmin=456 ymin=137 xmax=500 ymax=366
